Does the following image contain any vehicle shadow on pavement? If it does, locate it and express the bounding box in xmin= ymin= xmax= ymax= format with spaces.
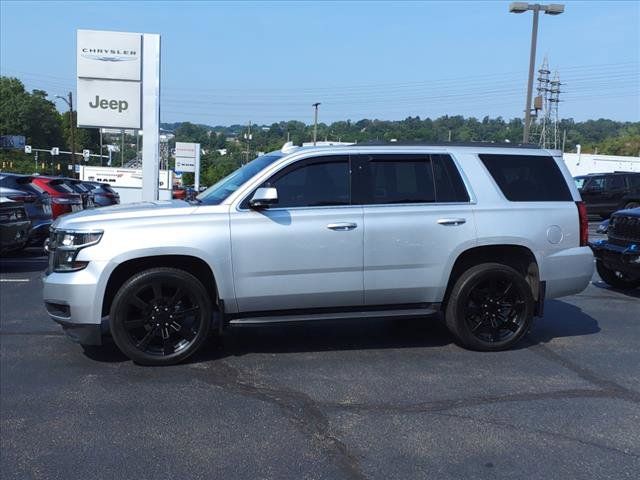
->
xmin=523 ymin=299 xmax=601 ymax=346
xmin=590 ymin=281 xmax=640 ymax=299
xmin=82 ymin=300 xmax=602 ymax=364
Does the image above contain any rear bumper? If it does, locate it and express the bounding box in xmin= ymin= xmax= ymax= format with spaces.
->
xmin=27 ymin=220 xmax=52 ymax=244
xmin=542 ymin=246 xmax=594 ymax=298
xmin=0 ymin=220 xmax=31 ymax=251
xmin=590 ymin=240 xmax=640 ymax=276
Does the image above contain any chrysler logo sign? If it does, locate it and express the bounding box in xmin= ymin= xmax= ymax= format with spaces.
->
xmin=77 ymin=30 xmax=142 ymax=81
xmin=80 ymin=48 xmax=138 ymax=62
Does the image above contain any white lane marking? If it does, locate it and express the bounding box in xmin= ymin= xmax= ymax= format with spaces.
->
xmin=0 ymin=278 xmax=30 ymax=283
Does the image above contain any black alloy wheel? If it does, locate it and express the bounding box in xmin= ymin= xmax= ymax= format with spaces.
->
xmin=110 ymin=268 xmax=212 ymax=365
xmin=445 ymin=263 xmax=534 ymax=351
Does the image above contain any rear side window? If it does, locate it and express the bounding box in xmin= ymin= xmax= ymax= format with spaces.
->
xmin=354 ymin=154 xmax=469 ymax=204
xmin=479 ymin=154 xmax=572 ymax=202
xmin=432 ymin=154 xmax=470 ymax=202
xmin=629 ymin=175 xmax=640 ymax=188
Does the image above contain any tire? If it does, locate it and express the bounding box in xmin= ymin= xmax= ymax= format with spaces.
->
xmin=623 ymin=201 xmax=639 ymax=210
xmin=596 ymin=260 xmax=640 ymax=290
xmin=445 ymin=263 xmax=534 ymax=351
xmin=109 ymin=267 xmax=213 ymax=365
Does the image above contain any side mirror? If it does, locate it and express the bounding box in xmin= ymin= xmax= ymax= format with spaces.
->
xmin=249 ymin=187 xmax=278 ymax=209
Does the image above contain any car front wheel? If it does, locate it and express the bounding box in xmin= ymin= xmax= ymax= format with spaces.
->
xmin=445 ymin=263 xmax=534 ymax=351
xmin=110 ymin=267 xmax=213 ymax=365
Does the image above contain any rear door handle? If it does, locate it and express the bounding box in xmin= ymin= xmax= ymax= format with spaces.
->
xmin=327 ymin=222 xmax=357 ymax=231
xmin=437 ymin=218 xmax=466 ymax=226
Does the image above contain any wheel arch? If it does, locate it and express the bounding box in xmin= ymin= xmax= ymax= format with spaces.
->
xmin=102 ymin=255 xmax=219 ymax=317
xmin=442 ymin=244 xmax=541 ymax=308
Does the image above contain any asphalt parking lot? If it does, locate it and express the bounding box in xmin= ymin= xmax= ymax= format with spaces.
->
xmin=1 ymin=222 xmax=639 ymax=480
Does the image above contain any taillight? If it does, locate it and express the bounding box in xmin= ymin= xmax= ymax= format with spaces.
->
xmin=576 ymin=201 xmax=588 ymax=246
xmin=6 ymin=193 xmax=36 ymax=202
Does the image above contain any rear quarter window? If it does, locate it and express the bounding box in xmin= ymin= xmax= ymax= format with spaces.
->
xmin=478 ymin=154 xmax=572 ymax=202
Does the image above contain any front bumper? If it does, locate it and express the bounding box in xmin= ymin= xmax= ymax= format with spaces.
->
xmin=42 ymin=260 xmax=110 ymax=345
xmin=590 ymin=240 xmax=640 ymax=276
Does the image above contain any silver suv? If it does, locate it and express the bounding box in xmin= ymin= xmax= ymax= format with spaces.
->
xmin=43 ymin=143 xmax=594 ymax=365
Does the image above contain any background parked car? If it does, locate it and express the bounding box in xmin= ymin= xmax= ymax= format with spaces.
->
xmin=0 ymin=197 xmax=31 ymax=254
xmin=575 ymin=171 xmax=640 ymax=219
xmin=30 ymin=176 xmax=83 ymax=219
xmin=590 ymin=207 xmax=640 ymax=289
xmin=59 ymin=178 xmax=96 ymax=210
xmin=84 ymin=181 xmax=120 ymax=207
xmin=0 ymin=173 xmax=53 ymax=247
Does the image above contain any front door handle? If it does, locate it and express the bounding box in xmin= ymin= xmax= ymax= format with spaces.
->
xmin=437 ymin=218 xmax=466 ymax=226
xmin=327 ymin=222 xmax=357 ymax=231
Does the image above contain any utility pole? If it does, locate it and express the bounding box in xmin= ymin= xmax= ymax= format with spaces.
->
xmin=312 ymin=102 xmax=321 ymax=146
xmin=509 ymin=3 xmax=565 ymax=144
xmin=56 ymin=92 xmax=76 ymax=177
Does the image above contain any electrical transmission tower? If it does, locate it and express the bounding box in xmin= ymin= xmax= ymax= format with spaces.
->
xmin=531 ymin=58 xmax=550 ymax=147
xmin=531 ymin=57 xmax=562 ymax=149
xmin=548 ymin=71 xmax=562 ymax=150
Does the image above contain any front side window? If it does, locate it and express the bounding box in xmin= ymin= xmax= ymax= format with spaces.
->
xmin=266 ymin=155 xmax=350 ymax=208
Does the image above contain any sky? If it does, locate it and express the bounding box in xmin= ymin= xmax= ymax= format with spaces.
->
xmin=1 ymin=0 xmax=639 ymax=126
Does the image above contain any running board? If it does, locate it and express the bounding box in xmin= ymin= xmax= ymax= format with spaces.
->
xmin=229 ymin=306 xmax=439 ymax=325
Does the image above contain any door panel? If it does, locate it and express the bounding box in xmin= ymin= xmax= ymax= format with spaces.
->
xmin=354 ymin=152 xmax=476 ymax=305
xmin=229 ymin=207 xmax=364 ymax=312
xmin=363 ymin=204 xmax=475 ymax=304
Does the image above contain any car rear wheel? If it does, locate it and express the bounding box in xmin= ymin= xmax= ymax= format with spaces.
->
xmin=445 ymin=263 xmax=534 ymax=351
xmin=110 ymin=267 xmax=212 ymax=365
xmin=623 ymin=201 xmax=639 ymax=210
xmin=596 ymin=260 xmax=640 ymax=290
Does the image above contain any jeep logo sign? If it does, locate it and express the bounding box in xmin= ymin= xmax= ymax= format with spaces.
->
xmin=77 ymin=79 xmax=141 ymax=129
xmin=76 ymin=30 xmax=143 ymax=129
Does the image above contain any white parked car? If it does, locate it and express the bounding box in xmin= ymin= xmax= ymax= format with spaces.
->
xmin=43 ymin=142 xmax=594 ymax=365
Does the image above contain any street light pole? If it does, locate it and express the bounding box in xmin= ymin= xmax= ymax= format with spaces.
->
xmin=56 ymin=92 xmax=76 ymax=177
xmin=509 ymin=3 xmax=565 ymax=144
xmin=312 ymin=102 xmax=321 ymax=146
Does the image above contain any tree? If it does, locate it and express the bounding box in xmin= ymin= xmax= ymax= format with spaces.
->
xmin=0 ymin=77 xmax=63 ymax=148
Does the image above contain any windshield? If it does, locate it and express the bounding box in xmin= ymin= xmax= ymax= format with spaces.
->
xmin=196 ymin=153 xmax=283 ymax=205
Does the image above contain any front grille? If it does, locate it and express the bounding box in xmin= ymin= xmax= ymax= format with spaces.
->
xmin=608 ymin=214 xmax=640 ymax=245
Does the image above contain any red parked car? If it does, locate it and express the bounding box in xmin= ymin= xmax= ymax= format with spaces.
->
xmin=30 ymin=177 xmax=83 ymax=219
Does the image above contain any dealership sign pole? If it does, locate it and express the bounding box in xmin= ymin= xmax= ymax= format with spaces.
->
xmin=76 ymin=29 xmax=160 ymax=201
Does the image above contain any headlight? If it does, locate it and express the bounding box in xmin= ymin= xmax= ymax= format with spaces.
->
xmin=49 ymin=229 xmax=103 ymax=272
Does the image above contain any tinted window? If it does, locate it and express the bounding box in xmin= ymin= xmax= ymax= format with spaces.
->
xmin=268 ymin=156 xmax=349 ymax=208
xmin=432 ymin=154 xmax=470 ymax=202
xmin=628 ymin=175 xmax=640 ymax=188
xmin=605 ymin=175 xmax=625 ymax=190
xmin=479 ymin=154 xmax=572 ymax=202
xmin=357 ymin=154 xmax=435 ymax=204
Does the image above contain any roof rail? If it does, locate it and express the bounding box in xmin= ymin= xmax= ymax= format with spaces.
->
xmin=350 ymin=140 xmax=541 ymax=149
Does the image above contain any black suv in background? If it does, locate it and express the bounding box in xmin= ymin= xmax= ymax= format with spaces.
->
xmin=575 ymin=172 xmax=640 ymax=219
xmin=0 ymin=173 xmax=53 ymax=247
